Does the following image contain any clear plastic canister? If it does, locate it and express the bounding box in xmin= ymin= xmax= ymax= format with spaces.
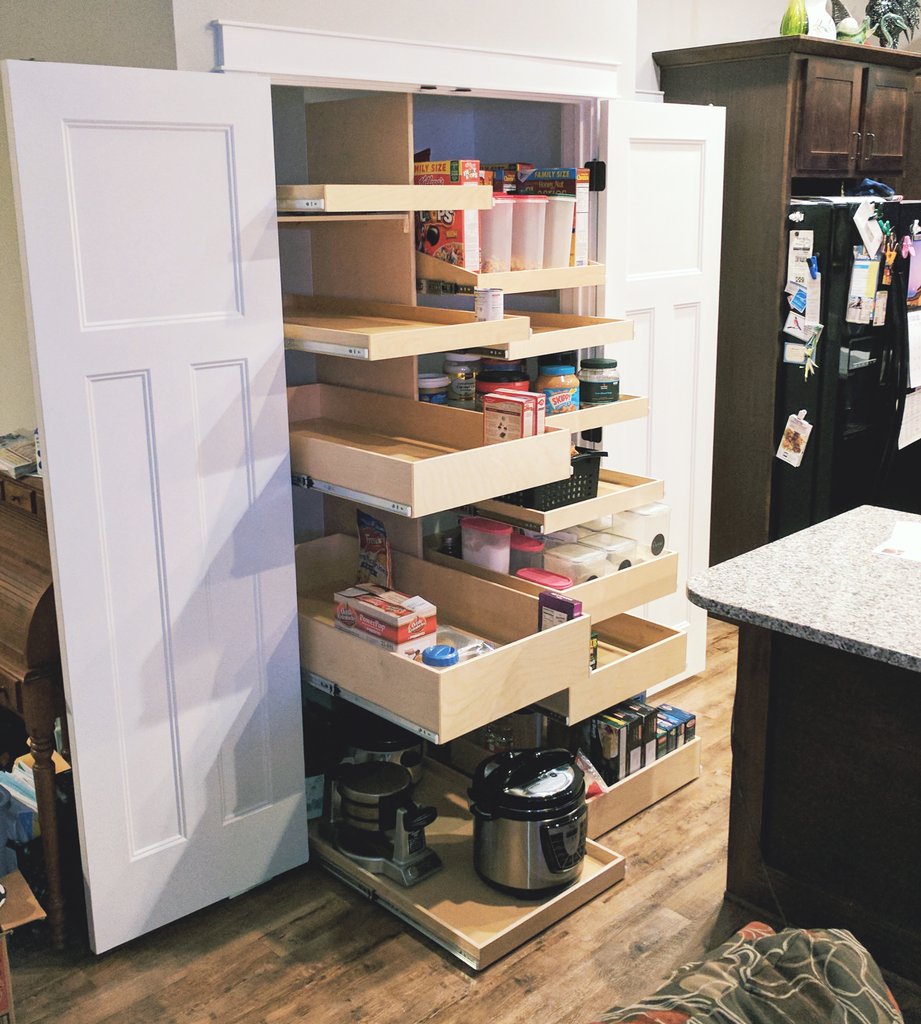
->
xmin=459 ymin=515 xmax=513 ymax=573
xmin=509 ymin=533 xmax=544 ymax=574
xmin=479 ymin=195 xmax=514 ymax=273
xmin=543 ymin=195 xmax=577 ymax=268
xmin=510 ymin=195 xmax=548 ymax=271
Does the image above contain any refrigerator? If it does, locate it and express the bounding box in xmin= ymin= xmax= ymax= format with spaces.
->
xmin=771 ymin=197 xmax=921 ymax=541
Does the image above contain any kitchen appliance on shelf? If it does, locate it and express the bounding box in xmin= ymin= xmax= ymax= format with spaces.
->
xmin=468 ymin=748 xmax=587 ymax=898
xmin=771 ymin=197 xmax=921 ymax=540
xmin=337 ymin=702 xmax=425 ymax=786
xmin=330 ymin=761 xmax=442 ymax=888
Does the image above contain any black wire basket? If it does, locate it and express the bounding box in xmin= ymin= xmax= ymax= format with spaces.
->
xmin=495 ymin=447 xmax=606 ymax=511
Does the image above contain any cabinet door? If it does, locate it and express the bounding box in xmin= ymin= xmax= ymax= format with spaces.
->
xmin=859 ymin=65 xmax=913 ymax=174
xmin=795 ymin=58 xmax=862 ymax=174
xmin=2 ymin=59 xmax=307 ymax=953
xmin=599 ymin=99 xmax=725 ymax=681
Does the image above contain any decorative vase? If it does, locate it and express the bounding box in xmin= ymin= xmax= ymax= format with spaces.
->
xmin=806 ymin=0 xmax=838 ymax=37
xmin=780 ymin=0 xmax=809 ymax=34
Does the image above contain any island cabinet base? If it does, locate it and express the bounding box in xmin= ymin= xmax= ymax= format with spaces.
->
xmin=728 ymin=624 xmax=921 ymax=983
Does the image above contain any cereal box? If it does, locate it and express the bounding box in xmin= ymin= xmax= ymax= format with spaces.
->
xmin=414 ymin=159 xmax=481 ymax=271
xmin=517 ymin=167 xmax=590 ymax=266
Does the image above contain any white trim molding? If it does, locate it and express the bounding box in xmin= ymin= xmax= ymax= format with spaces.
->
xmin=213 ymin=20 xmax=621 ymax=100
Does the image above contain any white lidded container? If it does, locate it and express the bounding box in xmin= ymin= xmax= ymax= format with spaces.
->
xmin=544 ymin=525 xmax=596 ymax=548
xmin=543 ymin=542 xmax=610 ymax=583
xmin=579 ymin=531 xmax=638 ymax=571
xmin=509 ymin=195 xmax=548 ymax=271
xmin=460 ymin=515 xmax=513 ymax=573
xmin=580 ymin=514 xmax=613 ymax=532
xmin=610 ymin=502 xmax=670 ymax=559
xmin=542 ymin=194 xmax=577 ymax=268
xmin=479 ymin=195 xmax=515 ymax=273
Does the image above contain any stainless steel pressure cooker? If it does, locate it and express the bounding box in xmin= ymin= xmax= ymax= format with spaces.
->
xmin=468 ymin=748 xmax=587 ymax=897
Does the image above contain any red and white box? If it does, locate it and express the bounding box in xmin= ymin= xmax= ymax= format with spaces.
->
xmin=482 ymin=392 xmax=537 ymax=444
xmin=414 ymin=159 xmax=481 ymax=271
xmin=334 ymin=584 xmax=437 ymax=644
xmin=495 ymin=388 xmax=546 ymax=435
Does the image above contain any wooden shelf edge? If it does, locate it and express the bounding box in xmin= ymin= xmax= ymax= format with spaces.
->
xmin=277 ymin=183 xmax=494 ymax=213
xmin=416 ymin=252 xmax=605 ymax=294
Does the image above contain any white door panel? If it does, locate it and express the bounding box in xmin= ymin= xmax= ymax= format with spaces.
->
xmin=599 ymin=100 xmax=725 ymax=682
xmin=3 ymin=59 xmax=307 ymax=953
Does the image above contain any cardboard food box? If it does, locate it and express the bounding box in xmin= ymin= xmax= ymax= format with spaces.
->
xmin=482 ymin=393 xmax=536 ymax=445
xmin=481 ymin=162 xmax=535 ymax=192
xmin=495 ymin=388 xmax=546 ymax=436
xmin=0 ymin=870 xmax=45 ymax=1024
xmin=334 ymin=584 xmax=437 ymax=644
xmin=414 ymin=159 xmax=481 ymax=271
xmin=516 ymin=167 xmax=590 ymax=266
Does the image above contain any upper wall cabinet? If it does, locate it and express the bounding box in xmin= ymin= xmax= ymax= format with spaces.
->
xmin=795 ymin=57 xmax=913 ymax=176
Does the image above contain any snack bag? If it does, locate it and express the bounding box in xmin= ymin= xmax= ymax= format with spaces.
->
xmin=356 ymin=510 xmax=392 ymax=588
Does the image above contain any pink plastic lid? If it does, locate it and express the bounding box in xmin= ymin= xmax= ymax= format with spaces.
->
xmin=516 ymin=567 xmax=573 ymax=589
xmin=510 ymin=534 xmax=544 ymax=552
xmin=459 ymin=516 xmax=513 ymax=536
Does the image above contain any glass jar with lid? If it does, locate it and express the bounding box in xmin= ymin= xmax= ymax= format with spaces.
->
xmin=443 ymin=352 xmax=481 ymax=406
xmin=578 ymin=358 xmax=620 ymax=406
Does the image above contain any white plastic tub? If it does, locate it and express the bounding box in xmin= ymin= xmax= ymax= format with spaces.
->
xmin=543 ymin=195 xmax=577 ymax=268
xmin=542 ymin=542 xmax=610 ymax=584
xmin=460 ymin=515 xmax=513 ymax=573
xmin=510 ymin=195 xmax=548 ymax=271
xmin=610 ymin=502 xmax=671 ymax=559
xmin=479 ymin=195 xmax=515 ymax=273
xmin=579 ymin=531 xmax=638 ymax=571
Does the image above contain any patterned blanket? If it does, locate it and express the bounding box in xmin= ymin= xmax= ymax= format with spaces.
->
xmin=593 ymin=922 xmax=903 ymax=1023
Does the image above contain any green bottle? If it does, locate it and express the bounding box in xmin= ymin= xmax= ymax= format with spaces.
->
xmin=780 ymin=0 xmax=809 ymax=34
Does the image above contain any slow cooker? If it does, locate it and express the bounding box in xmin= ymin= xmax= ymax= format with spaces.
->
xmin=468 ymin=748 xmax=587 ymax=897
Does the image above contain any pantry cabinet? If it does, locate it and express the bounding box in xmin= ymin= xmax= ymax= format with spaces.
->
xmin=1 ymin=21 xmax=722 ymax=956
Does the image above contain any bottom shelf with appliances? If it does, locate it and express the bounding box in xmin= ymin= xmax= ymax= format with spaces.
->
xmin=309 ymin=758 xmax=625 ymax=971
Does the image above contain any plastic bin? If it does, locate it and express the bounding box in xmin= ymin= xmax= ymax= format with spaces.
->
xmin=509 ymin=533 xmax=544 ymax=573
xmin=479 ymin=195 xmax=514 ymax=273
xmin=459 ymin=516 xmax=513 ymax=573
xmin=496 ymin=447 xmax=605 ymax=511
xmin=543 ymin=195 xmax=577 ymax=268
xmin=543 ymin=542 xmax=610 ymax=584
xmin=579 ymin=531 xmax=638 ymax=571
xmin=510 ymin=195 xmax=548 ymax=271
xmin=544 ymin=525 xmax=596 ymax=548
xmin=610 ymin=502 xmax=670 ymax=559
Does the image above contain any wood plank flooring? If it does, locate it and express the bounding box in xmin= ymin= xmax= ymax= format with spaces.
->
xmin=9 ymin=619 xmax=921 ymax=1023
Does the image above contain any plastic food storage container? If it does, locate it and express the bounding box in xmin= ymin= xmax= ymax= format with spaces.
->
xmin=474 ymin=370 xmax=530 ymax=410
xmin=543 ymin=195 xmax=577 ymax=268
xmin=580 ymin=514 xmax=612 ymax=532
xmin=578 ymin=358 xmax=620 ymax=406
xmin=610 ymin=502 xmax=671 ymax=558
xmin=543 ymin=542 xmax=610 ymax=584
xmin=544 ymin=526 xmax=596 ymax=547
xmin=479 ymin=195 xmax=514 ymax=273
xmin=579 ymin=531 xmax=638 ymax=571
xmin=515 ymin=567 xmax=574 ymax=590
xmin=535 ymin=364 xmax=579 ymax=415
xmin=460 ymin=515 xmax=513 ymax=573
xmin=417 ymin=373 xmax=450 ymax=404
xmin=509 ymin=533 xmax=544 ymax=573
xmin=509 ymin=195 xmax=548 ymax=271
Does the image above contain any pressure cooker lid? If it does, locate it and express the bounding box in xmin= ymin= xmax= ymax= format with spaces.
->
xmin=469 ymin=749 xmax=585 ymax=818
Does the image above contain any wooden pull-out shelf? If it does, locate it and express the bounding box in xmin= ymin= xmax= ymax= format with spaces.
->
xmin=425 ymin=548 xmax=678 ymax=632
xmin=295 ymin=535 xmax=590 ymax=743
xmin=586 ymin=738 xmax=700 ymax=839
xmin=310 ymin=760 xmax=625 ymax=970
xmin=539 ymin=614 xmax=687 ymax=723
xmin=416 ymin=252 xmax=605 ymax=294
xmin=277 ymin=183 xmax=494 ymax=213
xmin=283 ymin=295 xmax=530 ymax=360
xmin=550 ymin=396 xmax=648 ymax=433
xmin=476 ymin=310 xmax=633 ymax=361
xmin=471 ymin=469 xmax=664 ymax=534
xmin=287 ymin=384 xmax=572 ymax=518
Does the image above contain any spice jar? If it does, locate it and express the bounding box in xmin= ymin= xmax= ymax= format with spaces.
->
xmin=535 ymin=364 xmax=579 ymax=415
xmin=578 ymin=358 xmax=620 ymax=406
xmin=443 ymin=352 xmax=481 ymax=406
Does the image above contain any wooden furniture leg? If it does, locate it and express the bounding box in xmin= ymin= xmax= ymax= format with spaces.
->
xmin=20 ymin=670 xmax=65 ymax=949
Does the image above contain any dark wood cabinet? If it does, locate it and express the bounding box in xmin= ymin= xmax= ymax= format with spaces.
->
xmin=653 ymin=37 xmax=921 ymax=565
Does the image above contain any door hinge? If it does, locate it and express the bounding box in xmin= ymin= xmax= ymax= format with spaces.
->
xmin=586 ymin=160 xmax=606 ymax=192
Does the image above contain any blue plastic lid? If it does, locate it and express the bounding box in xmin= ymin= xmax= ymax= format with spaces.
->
xmin=540 ymin=364 xmax=575 ymax=375
xmin=422 ymin=644 xmax=459 ymax=667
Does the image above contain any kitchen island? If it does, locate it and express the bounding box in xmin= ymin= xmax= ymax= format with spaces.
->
xmin=688 ymin=505 xmax=921 ymax=983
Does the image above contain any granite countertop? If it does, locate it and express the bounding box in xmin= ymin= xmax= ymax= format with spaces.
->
xmin=687 ymin=505 xmax=921 ymax=671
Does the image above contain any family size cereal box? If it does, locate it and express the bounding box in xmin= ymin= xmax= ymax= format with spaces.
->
xmin=414 ymin=159 xmax=481 ymax=271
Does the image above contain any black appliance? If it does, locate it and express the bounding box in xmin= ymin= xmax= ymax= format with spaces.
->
xmin=771 ymin=197 xmax=921 ymax=540
xmin=468 ymin=748 xmax=587 ymax=898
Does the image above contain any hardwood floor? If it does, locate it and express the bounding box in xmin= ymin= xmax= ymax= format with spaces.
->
xmin=9 ymin=619 xmax=921 ymax=1023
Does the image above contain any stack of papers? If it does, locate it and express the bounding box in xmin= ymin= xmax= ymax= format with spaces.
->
xmin=0 ymin=433 xmax=37 ymax=479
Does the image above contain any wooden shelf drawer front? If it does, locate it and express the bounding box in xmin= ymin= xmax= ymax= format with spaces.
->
xmin=277 ymin=182 xmax=495 ymax=213
xmin=0 ymin=478 xmax=36 ymax=515
xmin=479 ymin=310 xmax=633 ymax=361
xmin=473 ymin=470 xmax=664 ymax=534
xmin=426 ymin=548 xmax=679 ymax=623
xmin=295 ymin=535 xmax=591 ymax=743
xmin=283 ymin=295 xmax=530 ymax=361
xmin=417 ymin=252 xmax=605 ymax=294
xmin=539 ymin=613 xmax=687 ymax=723
xmin=586 ymin=737 xmax=700 ymax=839
xmin=288 ymin=384 xmax=572 ymax=518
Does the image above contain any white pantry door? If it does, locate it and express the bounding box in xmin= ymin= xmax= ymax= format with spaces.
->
xmin=599 ymin=99 xmax=725 ymax=681
xmin=3 ymin=60 xmax=307 ymax=952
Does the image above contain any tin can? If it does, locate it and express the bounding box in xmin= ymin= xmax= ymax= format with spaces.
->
xmin=474 ymin=287 xmax=504 ymax=322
